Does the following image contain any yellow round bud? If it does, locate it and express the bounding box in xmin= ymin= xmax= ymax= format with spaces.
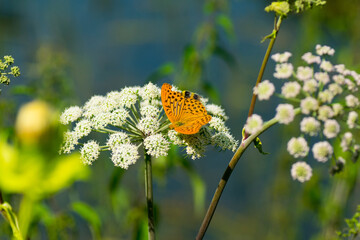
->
xmin=15 ymin=100 xmax=55 ymax=144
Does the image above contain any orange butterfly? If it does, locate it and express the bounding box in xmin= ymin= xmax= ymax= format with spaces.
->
xmin=161 ymin=83 xmax=212 ymax=134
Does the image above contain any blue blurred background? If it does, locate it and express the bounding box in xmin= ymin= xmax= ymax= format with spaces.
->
xmin=1 ymin=0 xmax=360 ymax=239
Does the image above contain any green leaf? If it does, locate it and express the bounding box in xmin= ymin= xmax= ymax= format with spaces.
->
xmin=71 ymin=201 xmax=101 ymax=239
xmin=216 ymin=14 xmax=235 ymax=40
xmin=253 ymin=137 xmax=269 ymax=155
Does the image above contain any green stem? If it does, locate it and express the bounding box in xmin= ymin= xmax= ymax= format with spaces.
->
xmin=245 ymin=16 xmax=282 ymax=139
xmin=144 ymin=153 xmax=155 ymax=240
xmin=196 ymin=108 xmax=301 ymax=240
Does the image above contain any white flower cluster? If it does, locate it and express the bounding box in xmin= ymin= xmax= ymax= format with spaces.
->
xmin=269 ymin=45 xmax=360 ymax=182
xmin=60 ymin=82 xmax=238 ymax=167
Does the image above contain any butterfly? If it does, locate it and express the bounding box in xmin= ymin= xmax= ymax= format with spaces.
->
xmin=161 ymin=83 xmax=212 ymax=134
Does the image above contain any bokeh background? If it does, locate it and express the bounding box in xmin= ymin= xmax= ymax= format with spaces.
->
xmin=1 ymin=0 xmax=360 ymax=239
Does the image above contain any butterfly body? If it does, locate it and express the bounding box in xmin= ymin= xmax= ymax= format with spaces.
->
xmin=161 ymin=83 xmax=212 ymax=134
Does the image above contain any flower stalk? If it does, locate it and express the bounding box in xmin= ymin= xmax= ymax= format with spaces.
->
xmin=245 ymin=16 xmax=282 ymax=139
xmin=144 ymin=153 xmax=155 ymax=240
xmin=196 ymin=108 xmax=301 ymax=240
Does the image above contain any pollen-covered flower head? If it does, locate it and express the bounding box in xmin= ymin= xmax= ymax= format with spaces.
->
xmin=253 ymin=80 xmax=275 ymax=101
xmin=60 ymin=83 xmax=238 ymax=168
xmin=291 ymin=161 xmax=312 ymax=182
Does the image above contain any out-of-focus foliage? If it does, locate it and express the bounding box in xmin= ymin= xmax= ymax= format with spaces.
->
xmin=337 ymin=206 xmax=360 ymax=239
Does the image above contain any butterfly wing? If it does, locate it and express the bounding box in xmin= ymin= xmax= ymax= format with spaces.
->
xmin=161 ymin=83 xmax=186 ymax=123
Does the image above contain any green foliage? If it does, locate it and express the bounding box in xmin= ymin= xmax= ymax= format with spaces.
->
xmin=0 ymin=202 xmax=23 ymax=240
xmin=0 ymin=55 xmax=20 ymax=94
xmin=337 ymin=206 xmax=360 ymax=239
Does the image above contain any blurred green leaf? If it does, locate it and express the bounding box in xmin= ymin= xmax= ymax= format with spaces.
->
xmin=216 ymin=14 xmax=235 ymax=40
xmin=202 ymin=81 xmax=221 ymax=104
xmin=213 ymin=45 xmax=237 ymax=68
xmin=71 ymin=201 xmax=101 ymax=239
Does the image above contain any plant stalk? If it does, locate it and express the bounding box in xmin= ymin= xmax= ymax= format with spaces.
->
xmin=144 ymin=153 xmax=155 ymax=240
xmin=245 ymin=16 xmax=282 ymax=139
xmin=196 ymin=108 xmax=300 ymax=239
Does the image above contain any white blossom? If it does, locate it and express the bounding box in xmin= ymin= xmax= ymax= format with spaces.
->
xmin=333 ymin=74 xmax=345 ymax=85
xmin=274 ymin=63 xmax=293 ymax=79
xmin=332 ymin=103 xmax=344 ymax=116
xmin=107 ymin=132 xmax=130 ymax=149
xmin=211 ymin=132 xmax=239 ymax=152
xmin=317 ymin=105 xmax=334 ymax=121
xmin=302 ymin=79 xmax=318 ymax=93
xmin=281 ymin=81 xmax=301 ymax=98
xmin=347 ymin=111 xmax=358 ymax=129
xmin=275 ymin=104 xmax=295 ymax=124
xmin=301 ymin=52 xmax=321 ymax=65
xmin=253 ymin=80 xmax=275 ymax=100
xmin=291 ymin=161 xmax=312 ymax=182
xmin=296 ymin=66 xmax=313 ymax=81
xmin=340 ymin=132 xmax=353 ymax=152
xmin=323 ymin=119 xmax=340 ymax=139
xmin=287 ymin=137 xmax=309 ymax=158
xmin=206 ymin=104 xmax=228 ymax=120
xmin=318 ymin=90 xmax=334 ymax=104
xmin=320 ymin=60 xmax=333 ymax=72
xmin=271 ymin=52 xmax=292 ymax=63
xmin=315 ymin=44 xmax=335 ymax=56
xmin=300 ymin=97 xmax=319 ymax=115
xmin=312 ymin=141 xmax=333 ymax=162
xmin=137 ymin=116 xmax=160 ymax=135
xmin=74 ymin=119 xmax=92 ymax=138
xmin=345 ymin=94 xmax=359 ymax=108
xmin=328 ymin=83 xmax=343 ymax=95
xmin=60 ymin=106 xmax=82 ymax=124
xmin=209 ymin=117 xmax=228 ymax=132
xmin=314 ymin=72 xmax=330 ymax=85
xmin=80 ymin=140 xmax=100 ymax=165
xmin=111 ymin=144 xmax=139 ymax=169
xmin=144 ymin=134 xmax=170 ymax=158
xmin=140 ymin=82 xmax=161 ymax=100
xmin=244 ymin=114 xmax=263 ymax=135
xmin=300 ymin=117 xmax=320 ymax=136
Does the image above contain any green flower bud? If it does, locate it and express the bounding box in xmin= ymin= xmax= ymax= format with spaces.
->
xmin=11 ymin=66 xmax=20 ymax=77
xmin=4 ymin=55 xmax=14 ymax=65
xmin=265 ymin=1 xmax=290 ymax=16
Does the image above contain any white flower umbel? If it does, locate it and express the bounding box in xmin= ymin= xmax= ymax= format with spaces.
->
xmin=296 ymin=66 xmax=313 ymax=81
xmin=314 ymin=72 xmax=330 ymax=85
xmin=211 ymin=132 xmax=239 ymax=152
xmin=312 ymin=141 xmax=333 ymax=162
xmin=60 ymin=83 xmax=238 ymax=168
xmin=206 ymin=104 xmax=228 ymax=120
xmin=323 ymin=119 xmax=340 ymax=139
xmin=300 ymin=117 xmax=320 ymax=136
xmin=281 ymin=81 xmax=301 ymax=98
xmin=291 ymin=161 xmax=312 ymax=182
xmin=107 ymin=132 xmax=130 ymax=150
xmin=287 ymin=137 xmax=309 ymax=158
xmin=347 ymin=111 xmax=358 ymax=129
xmin=253 ymin=80 xmax=275 ymax=100
xmin=333 ymin=74 xmax=345 ymax=85
xmin=332 ymin=103 xmax=344 ymax=116
xmin=301 ymin=52 xmax=321 ymax=65
xmin=275 ymin=104 xmax=295 ymax=124
xmin=328 ymin=83 xmax=343 ymax=95
xmin=315 ymin=44 xmax=335 ymax=56
xmin=80 ymin=140 xmax=100 ymax=165
xmin=345 ymin=94 xmax=360 ymax=108
xmin=274 ymin=63 xmax=293 ymax=79
xmin=340 ymin=132 xmax=353 ymax=152
xmin=302 ymin=79 xmax=318 ymax=94
xmin=318 ymin=90 xmax=334 ymax=104
xmin=244 ymin=114 xmax=263 ymax=135
xmin=144 ymin=134 xmax=170 ymax=158
xmin=111 ymin=144 xmax=139 ymax=169
xmin=60 ymin=106 xmax=83 ymax=124
xmin=300 ymin=97 xmax=319 ymax=115
xmin=320 ymin=60 xmax=333 ymax=72
xmin=317 ymin=105 xmax=334 ymax=121
xmin=271 ymin=52 xmax=292 ymax=63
